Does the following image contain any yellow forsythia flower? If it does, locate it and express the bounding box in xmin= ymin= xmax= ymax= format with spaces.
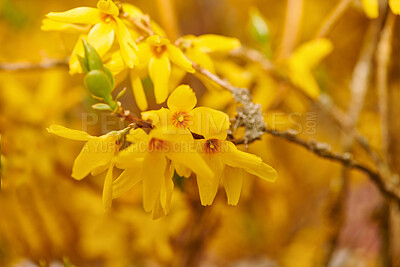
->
xmin=47 ymin=125 xmax=122 ymax=209
xmin=42 ymin=0 xmax=139 ymax=73
xmin=195 ymin=129 xmax=277 ymax=206
xmin=389 ymin=0 xmax=400 ymax=14
xmin=112 ymin=127 xmax=213 ymax=219
xmin=287 ymin=38 xmax=333 ymax=99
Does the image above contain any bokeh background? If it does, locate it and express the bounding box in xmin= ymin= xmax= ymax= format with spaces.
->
xmin=0 ymin=0 xmax=399 ymax=266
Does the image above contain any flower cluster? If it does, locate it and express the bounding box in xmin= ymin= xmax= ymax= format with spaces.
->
xmin=43 ymin=0 xmax=277 ymax=219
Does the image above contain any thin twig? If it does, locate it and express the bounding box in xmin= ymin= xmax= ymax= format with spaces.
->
xmin=314 ymin=0 xmax=353 ymax=38
xmin=234 ymin=128 xmax=400 ymax=205
xmin=0 ymin=59 xmax=68 ymax=71
xmin=376 ymin=13 xmax=396 ymax=158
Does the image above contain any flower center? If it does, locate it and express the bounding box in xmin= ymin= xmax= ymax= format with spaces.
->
xmin=172 ymin=111 xmax=190 ymax=129
xmin=101 ymin=13 xmax=113 ymax=23
xmin=204 ymin=139 xmax=220 ymax=155
xmin=148 ymin=138 xmax=169 ymax=152
xmin=151 ymin=45 xmax=167 ymax=57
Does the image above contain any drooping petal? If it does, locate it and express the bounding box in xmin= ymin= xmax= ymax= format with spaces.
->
xmin=197 ymin=155 xmax=224 ymax=206
xmin=362 ymin=0 xmax=379 ymax=18
xmin=173 ymin=162 xmax=192 ymax=178
xmin=46 ymin=7 xmax=101 ymax=25
xmin=220 ymin=141 xmax=277 ymax=182
xmin=130 ymin=70 xmax=148 ymax=111
xmin=91 ymin=163 xmax=109 ymax=176
xmin=88 ymin=22 xmax=115 ymax=56
xmin=41 ymin=19 xmax=91 ymax=33
xmin=222 ymin=166 xmax=244 ymax=206
xmin=112 ymin=167 xmax=143 ymax=199
xmin=167 ymin=149 xmax=213 ymax=182
xmin=47 ymin=125 xmax=92 ymax=141
xmin=160 ymin=160 xmax=174 ymax=214
xmin=72 ymin=137 xmax=116 ymax=180
xmin=141 ymin=152 xmax=167 ymax=213
xmin=166 ymin=44 xmax=195 ymax=73
xmin=167 ymin=85 xmax=197 ymax=112
xmin=149 ymin=55 xmax=171 ymax=104
xmin=97 ymin=0 xmax=119 ymax=16
xmin=194 ymin=34 xmax=241 ymax=53
xmin=115 ymin=17 xmax=139 ymax=68
xmin=191 ymin=107 xmax=230 ymax=140
xmin=102 ymin=163 xmax=114 ymax=209
xmin=389 ymin=0 xmax=400 ymax=14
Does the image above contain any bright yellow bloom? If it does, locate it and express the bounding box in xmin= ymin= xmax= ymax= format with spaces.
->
xmin=131 ymin=35 xmax=195 ymax=109
xmin=47 ymin=125 xmax=123 ymax=209
xmin=287 ymin=38 xmax=333 ymax=99
xmin=195 ymin=136 xmax=277 ymax=206
xmin=389 ymin=0 xmax=400 ymax=14
xmin=177 ymin=34 xmax=241 ymax=73
xmin=361 ymin=0 xmax=400 ymax=18
xmin=111 ymin=128 xmax=213 ymax=219
xmin=142 ymin=84 xmax=230 ymax=138
xmin=42 ymin=0 xmax=139 ymax=73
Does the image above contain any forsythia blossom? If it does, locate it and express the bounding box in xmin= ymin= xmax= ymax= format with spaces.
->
xmin=42 ymin=0 xmax=139 ymax=73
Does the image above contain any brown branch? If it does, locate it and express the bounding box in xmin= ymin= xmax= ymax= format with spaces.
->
xmin=113 ymin=106 xmax=153 ymax=129
xmin=0 ymin=59 xmax=68 ymax=71
xmin=314 ymin=0 xmax=353 ymax=38
xmin=232 ymin=128 xmax=400 ymax=205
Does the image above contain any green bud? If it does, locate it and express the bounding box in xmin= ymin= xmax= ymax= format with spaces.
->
xmin=103 ymin=66 xmax=115 ymax=89
xmin=92 ymin=103 xmax=112 ymax=111
xmin=84 ymin=70 xmax=116 ymax=109
xmin=82 ymin=38 xmax=104 ymax=71
xmin=77 ymin=55 xmax=89 ymax=74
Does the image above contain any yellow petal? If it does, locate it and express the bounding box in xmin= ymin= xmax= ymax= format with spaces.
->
xmin=102 ymin=164 xmax=114 ymax=209
xmin=91 ymin=164 xmax=109 ymax=176
xmin=191 ymin=107 xmax=230 ymax=140
xmin=166 ymin=44 xmax=195 ymax=73
xmin=41 ymin=19 xmax=90 ymax=33
xmin=130 ymin=70 xmax=148 ymax=111
xmin=88 ymin=22 xmax=115 ymax=56
xmin=116 ymin=151 xmax=144 ymax=169
xmin=112 ymin=167 xmax=142 ymax=199
xmin=173 ymin=162 xmax=192 ymax=178
xmin=121 ymin=3 xmax=143 ymax=18
xmin=146 ymin=35 xmax=170 ymax=46
xmin=47 ymin=125 xmax=92 ymax=141
xmin=186 ymin=47 xmax=215 ymax=73
xmin=167 ymin=149 xmax=213 ymax=182
xmin=167 ymin=84 xmax=197 ymax=112
xmin=193 ymin=34 xmax=241 ymax=53
xmin=105 ymin=51 xmax=126 ymax=74
xmin=160 ymin=161 xmax=174 ymax=214
xmin=72 ymin=136 xmax=116 ymax=180
xmin=197 ymin=155 xmax=224 ymax=206
xmin=220 ymin=141 xmax=277 ymax=182
xmin=115 ymin=17 xmax=138 ymax=68
xmin=142 ymin=152 xmax=167 ymax=213
xmin=390 ymin=0 xmax=400 ymax=14
xmin=222 ymin=166 xmax=244 ymax=206
xmin=69 ymin=37 xmax=85 ymax=74
xmin=149 ymin=55 xmax=171 ymax=104
xmin=97 ymin=0 xmax=119 ymax=16
xmin=362 ymin=0 xmax=379 ymax=18
xmin=288 ymin=38 xmax=333 ymax=98
xmin=46 ymin=7 xmax=101 ymax=24
xmin=126 ymin=128 xmax=149 ymax=143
